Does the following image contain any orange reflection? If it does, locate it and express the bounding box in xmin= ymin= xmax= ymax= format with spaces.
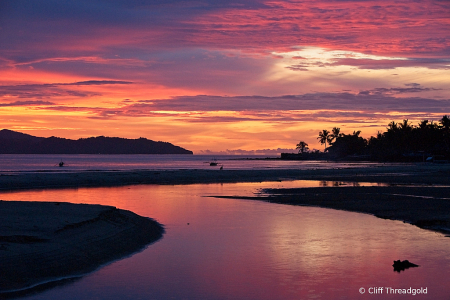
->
xmin=1 ymin=182 xmax=449 ymax=299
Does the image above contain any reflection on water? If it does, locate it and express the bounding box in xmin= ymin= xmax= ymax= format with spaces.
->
xmin=1 ymin=181 xmax=450 ymax=300
xmin=318 ymin=180 xmax=388 ymax=187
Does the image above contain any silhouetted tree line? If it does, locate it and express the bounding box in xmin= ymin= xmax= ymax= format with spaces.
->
xmin=315 ymin=116 xmax=450 ymax=161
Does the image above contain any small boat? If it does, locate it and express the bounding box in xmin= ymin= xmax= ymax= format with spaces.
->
xmin=58 ymin=160 xmax=64 ymax=167
xmin=209 ymin=158 xmax=218 ymax=166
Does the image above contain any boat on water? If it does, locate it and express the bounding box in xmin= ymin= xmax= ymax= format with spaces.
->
xmin=209 ymin=158 xmax=218 ymax=166
xmin=210 ymin=162 xmax=224 ymax=169
xmin=58 ymin=160 xmax=64 ymax=167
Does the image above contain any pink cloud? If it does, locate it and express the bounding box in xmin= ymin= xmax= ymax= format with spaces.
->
xmin=184 ymin=0 xmax=450 ymax=58
xmin=0 ymin=81 xmax=131 ymax=99
xmin=2 ymin=0 xmax=449 ymax=66
xmin=1 ymin=0 xmax=448 ymax=152
xmin=0 ymin=100 xmax=55 ymax=107
xmin=324 ymin=58 xmax=450 ymax=70
xmin=27 ymin=89 xmax=449 ymax=122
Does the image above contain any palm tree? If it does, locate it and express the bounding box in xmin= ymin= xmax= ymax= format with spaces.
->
xmin=296 ymin=141 xmax=309 ymax=153
xmin=399 ymin=119 xmax=412 ymax=132
xmin=329 ymin=127 xmax=342 ymax=144
xmin=418 ymin=120 xmax=429 ymax=129
xmin=317 ymin=129 xmax=331 ymax=151
xmin=440 ymin=115 xmax=450 ymax=152
xmin=387 ymin=121 xmax=398 ymax=132
xmin=440 ymin=115 xmax=450 ymax=130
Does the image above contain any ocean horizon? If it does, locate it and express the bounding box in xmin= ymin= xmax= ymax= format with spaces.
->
xmin=0 ymin=154 xmax=387 ymax=173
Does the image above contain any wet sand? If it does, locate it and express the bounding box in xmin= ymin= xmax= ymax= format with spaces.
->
xmin=215 ymin=185 xmax=450 ymax=236
xmin=0 ymin=201 xmax=164 ymax=295
xmin=1 ymin=163 xmax=450 ymax=190
xmin=200 ymin=164 xmax=450 ymax=237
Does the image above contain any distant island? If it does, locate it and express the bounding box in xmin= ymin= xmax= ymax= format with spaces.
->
xmin=0 ymin=129 xmax=193 ymax=154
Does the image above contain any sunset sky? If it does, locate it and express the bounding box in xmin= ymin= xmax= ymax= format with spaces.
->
xmin=1 ymin=0 xmax=449 ymax=154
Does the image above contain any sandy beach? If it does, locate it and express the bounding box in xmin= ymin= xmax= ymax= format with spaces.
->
xmin=0 ymin=201 xmax=164 ymax=296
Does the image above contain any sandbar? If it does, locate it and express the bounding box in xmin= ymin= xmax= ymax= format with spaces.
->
xmin=0 ymin=201 xmax=164 ymax=296
xmin=1 ymin=163 xmax=450 ymax=190
xmin=203 ymin=164 xmax=450 ymax=237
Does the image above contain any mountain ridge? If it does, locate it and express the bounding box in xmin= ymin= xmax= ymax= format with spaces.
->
xmin=0 ymin=129 xmax=193 ymax=154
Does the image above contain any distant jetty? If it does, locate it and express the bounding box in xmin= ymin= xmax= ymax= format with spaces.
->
xmin=280 ymin=152 xmax=326 ymax=160
xmin=0 ymin=129 xmax=193 ymax=154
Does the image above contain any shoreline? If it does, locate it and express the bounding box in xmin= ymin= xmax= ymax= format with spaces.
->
xmin=1 ymin=163 xmax=450 ymax=191
xmin=0 ymin=201 xmax=164 ymax=296
xmin=214 ymin=185 xmax=450 ymax=237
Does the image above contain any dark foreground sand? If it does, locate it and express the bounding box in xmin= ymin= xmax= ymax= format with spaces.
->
xmin=0 ymin=201 xmax=164 ymax=296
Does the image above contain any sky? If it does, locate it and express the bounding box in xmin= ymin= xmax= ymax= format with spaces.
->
xmin=0 ymin=0 xmax=449 ymax=154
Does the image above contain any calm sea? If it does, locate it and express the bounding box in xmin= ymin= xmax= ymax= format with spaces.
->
xmin=0 ymin=154 xmax=386 ymax=173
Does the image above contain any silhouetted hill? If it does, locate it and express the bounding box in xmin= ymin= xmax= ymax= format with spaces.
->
xmin=0 ymin=130 xmax=193 ymax=154
xmin=0 ymin=129 xmax=45 ymax=142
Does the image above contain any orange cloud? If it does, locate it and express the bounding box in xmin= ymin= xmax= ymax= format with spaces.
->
xmin=1 ymin=0 xmax=449 ymax=152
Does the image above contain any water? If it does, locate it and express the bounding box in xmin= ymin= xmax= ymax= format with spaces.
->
xmin=1 ymin=181 xmax=449 ymax=299
xmin=0 ymin=154 xmax=390 ymax=173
